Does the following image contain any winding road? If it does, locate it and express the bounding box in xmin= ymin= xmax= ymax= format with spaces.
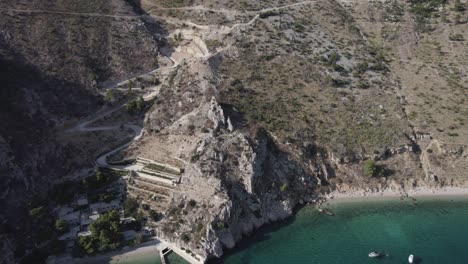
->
xmin=48 ymin=0 xmax=317 ymax=176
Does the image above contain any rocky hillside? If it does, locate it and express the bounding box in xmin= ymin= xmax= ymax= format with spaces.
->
xmin=0 ymin=0 xmax=162 ymax=262
xmin=1 ymin=0 xmax=467 ymax=263
xmin=127 ymin=0 xmax=467 ymax=261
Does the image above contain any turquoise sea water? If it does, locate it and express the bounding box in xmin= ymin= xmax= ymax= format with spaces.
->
xmin=217 ymin=197 xmax=468 ymax=264
xmin=110 ymin=254 xmax=162 ymax=264
xmin=110 ymin=251 xmax=189 ymax=264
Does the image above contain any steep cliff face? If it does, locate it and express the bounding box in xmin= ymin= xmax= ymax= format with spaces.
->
xmin=148 ymin=96 xmax=324 ymax=260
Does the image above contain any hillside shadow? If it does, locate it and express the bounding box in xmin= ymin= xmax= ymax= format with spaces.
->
xmin=101 ymin=0 xmax=175 ymax=88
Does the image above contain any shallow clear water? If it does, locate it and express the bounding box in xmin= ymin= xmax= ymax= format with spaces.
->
xmin=219 ymin=197 xmax=468 ymax=264
xmin=166 ymin=252 xmax=190 ymax=264
xmin=110 ymin=253 xmax=162 ymax=264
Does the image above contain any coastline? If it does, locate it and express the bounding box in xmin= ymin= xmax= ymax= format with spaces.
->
xmin=324 ymin=186 xmax=468 ymax=204
xmin=52 ymin=186 xmax=468 ymax=264
xmin=50 ymin=239 xmax=166 ymax=264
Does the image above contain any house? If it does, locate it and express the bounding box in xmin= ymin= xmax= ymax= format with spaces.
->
xmin=120 ymin=217 xmax=136 ymax=225
xmin=141 ymin=227 xmax=154 ymax=237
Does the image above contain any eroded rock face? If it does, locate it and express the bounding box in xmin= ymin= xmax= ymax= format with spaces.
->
xmin=149 ymin=97 xmax=321 ymax=260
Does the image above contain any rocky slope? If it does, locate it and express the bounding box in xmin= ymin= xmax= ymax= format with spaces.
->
xmin=0 ymin=0 xmax=163 ymax=262
xmin=1 ymin=0 xmax=467 ymax=263
xmin=130 ymin=0 xmax=467 ymax=261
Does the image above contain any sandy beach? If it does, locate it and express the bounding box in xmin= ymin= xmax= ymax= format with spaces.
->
xmin=50 ymin=239 xmax=167 ymax=264
xmin=325 ymin=186 xmax=468 ymax=202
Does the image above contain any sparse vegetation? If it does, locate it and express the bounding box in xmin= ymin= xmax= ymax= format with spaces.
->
xmin=206 ymin=39 xmax=224 ymax=50
xmin=105 ymin=89 xmax=114 ymax=102
xmin=280 ymin=183 xmax=288 ymax=192
xmin=364 ymin=159 xmax=385 ymax=177
xmin=259 ymin=10 xmax=279 ymax=19
xmin=54 ymin=219 xmax=69 ymax=233
xmin=449 ymin=33 xmax=464 ymax=41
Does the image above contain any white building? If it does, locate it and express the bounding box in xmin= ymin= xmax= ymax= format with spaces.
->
xmin=77 ymin=230 xmax=92 ymax=237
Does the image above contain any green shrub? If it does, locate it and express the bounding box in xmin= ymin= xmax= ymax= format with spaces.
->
xmin=126 ymin=100 xmax=136 ymax=113
xmin=30 ymin=206 xmax=46 ymax=218
xmin=449 ymin=33 xmax=464 ymax=41
xmin=181 ymin=233 xmax=190 ymax=242
xmin=259 ymin=10 xmax=279 ymax=19
xmin=188 ymin=199 xmax=197 ymax=207
xmin=364 ymin=160 xmax=386 ymax=177
xmin=453 ymin=0 xmax=466 ymax=12
xmin=364 ymin=159 xmax=377 ymax=177
xmin=105 ymin=89 xmax=114 ymax=102
xmin=123 ymin=197 xmax=139 ymax=218
xmin=280 ymin=183 xmax=288 ymax=192
xmin=55 ymin=219 xmax=69 ymax=233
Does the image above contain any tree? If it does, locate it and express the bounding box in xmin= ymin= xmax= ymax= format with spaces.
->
xmin=280 ymin=183 xmax=288 ymax=192
xmin=79 ymin=210 xmax=122 ymax=254
xmin=364 ymin=159 xmax=384 ymax=177
xmin=105 ymin=89 xmax=114 ymax=102
xmin=136 ymin=96 xmax=144 ymax=111
xmin=188 ymin=199 xmax=197 ymax=207
xmin=55 ymin=219 xmax=69 ymax=233
xmin=149 ymin=210 xmax=161 ymax=221
xmin=126 ymin=100 xmax=136 ymax=114
xmin=454 ymin=0 xmax=465 ymax=12
xmin=96 ymin=169 xmax=104 ymax=182
xmin=123 ymin=197 xmax=139 ymax=217
xmin=181 ymin=233 xmax=190 ymax=242
xmin=153 ymin=76 xmax=160 ymax=86
xmin=134 ymin=234 xmax=143 ymax=245
xmin=30 ymin=206 xmax=46 ymax=218
xmin=364 ymin=159 xmax=376 ymax=177
xmin=79 ymin=236 xmax=95 ymax=254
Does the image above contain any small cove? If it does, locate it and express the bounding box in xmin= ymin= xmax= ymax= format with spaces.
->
xmin=214 ymin=196 xmax=468 ymax=264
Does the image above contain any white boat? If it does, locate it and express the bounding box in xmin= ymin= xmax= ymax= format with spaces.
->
xmin=408 ymin=254 xmax=414 ymax=263
xmin=368 ymin=251 xmax=382 ymax=258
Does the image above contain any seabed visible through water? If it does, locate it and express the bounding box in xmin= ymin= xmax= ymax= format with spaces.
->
xmin=215 ymin=196 xmax=468 ymax=264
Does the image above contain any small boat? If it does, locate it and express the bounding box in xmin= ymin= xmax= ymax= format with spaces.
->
xmin=318 ymin=208 xmax=335 ymax=216
xmin=408 ymin=254 xmax=414 ymax=263
xmin=368 ymin=251 xmax=383 ymax=258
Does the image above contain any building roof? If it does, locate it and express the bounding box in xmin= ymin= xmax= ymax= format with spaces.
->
xmin=77 ymin=231 xmax=92 ymax=237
